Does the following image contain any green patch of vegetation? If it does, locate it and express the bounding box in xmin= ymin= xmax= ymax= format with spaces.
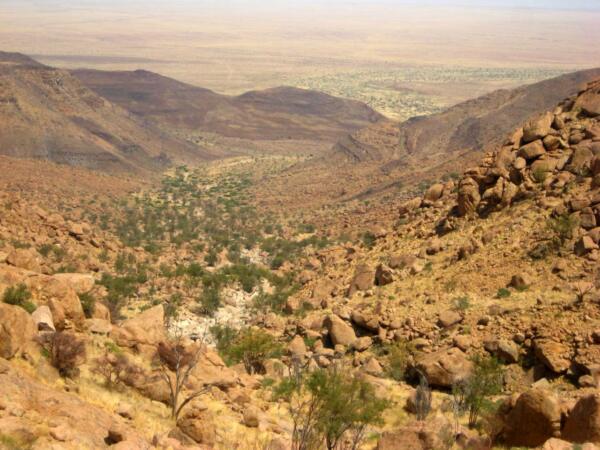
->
xmin=3 ymin=283 xmax=36 ymax=313
xmin=496 ymin=288 xmax=511 ymax=299
xmin=78 ymin=292 xmax=96 ymax=318
xmin=453 ymin=296 xmax=471 ymax=311
xmin=214 ymin=327 xmax=282 ymax=374
xmin=452 ymin=355 xmax=504 ymax=428
xmin=273 ymin=367 xmax=389 ymax=450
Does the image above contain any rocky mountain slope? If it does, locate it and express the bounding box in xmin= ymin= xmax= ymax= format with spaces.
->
xmin=0 ymin=73 xmax=600 ymax=450
xmin=0 ymin=52 xmax=214 ymax=173
xmin=334 ymin=67 xmax=600 ymax=164
xmin=72 ymin=68 xmax=384 ymax=142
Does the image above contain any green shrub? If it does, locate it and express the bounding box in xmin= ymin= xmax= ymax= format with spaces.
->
xmin=385 ymin=342 xmax=411 ymax=381
xmin=220 ymin=328 xmax=282 ymax=374
xmin=547 ymin=213 xmax=578 ymax=248
xmin=274 ymin=367 xmax=389 ymax=450
xmin=78 ymin=292 xmax=96 ymax=318
xmin=3 ymin=283 xmax=36 ymax=313
xmin=361 ymin=232 xmax=377 ymax=249
xmin=452 ymin=355 xmax=504 ymax=428
xmin=453 ymin=296 xmax=471 ymax=311
xmin=496 ymin=288 xmax=511 ymax=299
xmin=197 ymin=287 xmax=221 ymax=316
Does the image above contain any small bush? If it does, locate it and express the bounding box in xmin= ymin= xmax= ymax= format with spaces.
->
xmin=50 ymin=332 xmax=86 ymax=378
xmin=361 ymin=232 xmax=377 ymax=249
xmin=452 ymin=355 xmax=503 ymax=428
xmin=78 ymin=292 xmax=96 ymax=318
xmin=547 ymin=213 xmax=578 ymax=248
xmin=93 ymin=352 xmax=142 ymax=389
xmin=496 ymin=288 xmax=511 ymax=299
xmin=3 ymin=283 xmax=36 ymax=313
xmin=220 ymin=328 xmax=282 ymax=374
xmin=197 ymin=287 xmax=221 ymax=316
xmin=453 ymin=296 xmax=470 ymax=311
xmin=385 ymin=342 xmax=411 ymax=381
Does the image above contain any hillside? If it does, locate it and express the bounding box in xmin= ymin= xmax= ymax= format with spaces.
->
xmin=71 ymin=68 xmax=383 ymax=142
xmin=0 ymin=77 xmax=599 ymax=449
xmin=0 ymin=52 xmax=213 ymax=174
xmin=334 ymin=68 xmax=600 ymax=164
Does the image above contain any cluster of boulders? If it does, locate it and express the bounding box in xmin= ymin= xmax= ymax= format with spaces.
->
xmin=449 ymin=80 xmax=600 ymax=259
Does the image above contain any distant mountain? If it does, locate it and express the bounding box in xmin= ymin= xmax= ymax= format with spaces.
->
xmin=333 ymin=68 xmax=600 ymax=165
xmin=71 ymin=69 xmax=383 ymax=142
xmin=0 ymin=52 xmax=213 ymax=173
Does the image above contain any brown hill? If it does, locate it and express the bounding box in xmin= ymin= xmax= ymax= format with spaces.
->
xmin=0 ymin=52 xmax=213 ymax=174
xmin=71 ymin=69 xmax=383 ymax=142
xmin=334 ymin=68 xmax=600 ymax=165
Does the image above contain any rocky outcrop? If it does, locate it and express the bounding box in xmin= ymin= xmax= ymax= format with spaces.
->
xmin=0 ymin=303 xmax=36 ymax=359
xmin=111 ymin=305 xmax=166 ymax=354
xmin=501 ymin=389 xmax=561 ymax=447
xmin=563 ymin=393 xmax=600 ymax=443
xmin=325 ymin=314 xmax=357 ymax=347
xmin=414 ymin=347 xmax=472 ymax=388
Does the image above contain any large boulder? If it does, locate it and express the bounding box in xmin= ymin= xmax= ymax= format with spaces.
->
xmin=111 ymin=305 xmax=166 ymax=354
xmin=563 ymin=393 xmax=600 ymax=443
xmin=423 ymin=183 xmax=445 ymax=203
xmin=502 ymin=389 xmax=561 ymax=447
xmin=52 ymin=273 xmax=95 ymax=294
xmin=522 ymin=112 xmax=554 ymax=143
xmin=189 ymin=347 xmax=239 ymax=389
xmin=347 ymin=264 xmax=375 ymax=296
xmin=457 ymin=177 xmax=481 ymax=217
xmin=31 ymin=305 xmax=55 ymax=332
xmin=576 ymin=81 xmax=600 ymax=117
xmin=0 ymin=303 xmax=36 ymax=359
xmin=324 ymin=315 xmax=356 ymax=347
xmin=176 ymin=407 xmax=216 ymax=445
xmin=484 ymin=339 xmax=519 ymax=364
xmin=414 ymin=347 xmax=472 ymax=388
xmin=518 ymin=140 xmax=546 ymax=160
xmin=27 ymin=275 xmax=85 ymax=330
xmin=6 ymin=248 xmax=41 ymax=272
xmin=534 ymin=340 xmax=571 ymax=374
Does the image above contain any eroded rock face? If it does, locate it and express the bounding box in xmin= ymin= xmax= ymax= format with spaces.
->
xmin=0 ymin=303 xmax=36 ymax=359
xmin=0 ymin=360 xmax=151 ymax=448
xmin=111 ymin=305 xmax=166 ymax=354
xmin=502 ymin=389 xmax=561 ymax=447
xmin=414 ymin=347 xmax=472 ymax=388
xmin=176 ymin=407 xmax=217 ymax=445
xmin=563 ymin=393 xmax=600 ymax=443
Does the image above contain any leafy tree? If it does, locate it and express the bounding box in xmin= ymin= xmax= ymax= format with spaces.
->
xmin=452 ymin=355 xmax=503 ymax=428
xmin=220 ymin=328 xmax=282 ymax=374
xmin=274 ymin=365 xmax=388 ymax=450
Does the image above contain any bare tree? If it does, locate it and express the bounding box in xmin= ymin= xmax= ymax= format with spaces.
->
xmin=155 ymin=332 xmax=209 ymax=420
xmin=414 ymin=370 xmax=432 ymax=421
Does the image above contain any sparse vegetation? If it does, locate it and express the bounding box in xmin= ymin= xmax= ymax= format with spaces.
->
xmin=50 ymin=332 xmax=86 ymax=378
xmin=3 ymin=283 xmax=36 ymax=313
xmin=274 ymin=365 xmax=389 ymax=450
xmin=452 ymin=355 xmax=504 ymax=428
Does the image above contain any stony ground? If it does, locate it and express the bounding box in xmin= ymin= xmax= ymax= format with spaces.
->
xmin=0 ymin=80 xmax=600 ymax=450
